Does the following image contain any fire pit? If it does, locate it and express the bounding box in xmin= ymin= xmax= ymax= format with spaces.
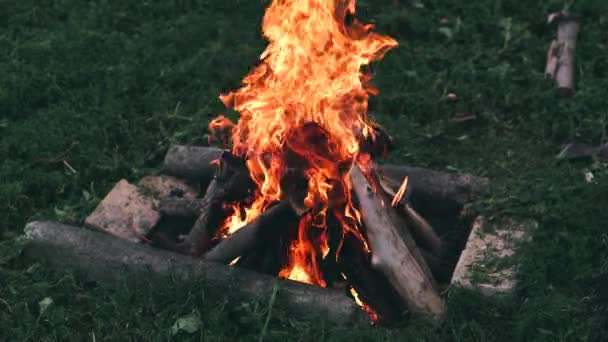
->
xmin=20 ymin=0 xmax=531 ymax=327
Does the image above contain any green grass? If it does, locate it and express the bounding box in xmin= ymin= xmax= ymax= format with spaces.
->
xmin=2 ymin=0 xmax=608 ymax=340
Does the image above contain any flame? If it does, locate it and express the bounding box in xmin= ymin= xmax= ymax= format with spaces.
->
xmin=391 ymin=176 xmax=408 ymax=207
xmin=341 ymin=273 xmax=379 ymax=322
xmin=213 ymin=0 xmax=397 ymax=287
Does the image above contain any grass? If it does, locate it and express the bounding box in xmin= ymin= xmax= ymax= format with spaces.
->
xmin=1 ymin=0 xmax=608 ymax=340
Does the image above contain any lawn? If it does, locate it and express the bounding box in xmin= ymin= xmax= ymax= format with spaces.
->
xmin=1 ymin=0 xmax=608 ymax=340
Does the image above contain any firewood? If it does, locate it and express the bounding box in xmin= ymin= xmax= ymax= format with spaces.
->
xmin=204 ymin=201 xmax=300 ymax=263
xmin=377 ymin=164 xmax=488 ymax=207
xmin=167 ymin=151 xmax=254 ymax=256
xmin=545 ymin=12 xmax=580 ymax=96
xmin=23 ymin=221 xmax=367 ymax=325
xmin=377 ymin=175 xmax=442 ymax=256
xmin=162 ymin=145 xmax=489 ymax=207
xmin=338 ymin=232 xmax=405 ymax=324
xmin=162 ymin=145 xmax=223 ymax=184
xmin=350 ymin=165 xmax=446 ymax=318
xmin=158 ymin=198 xmax=206 ymax=217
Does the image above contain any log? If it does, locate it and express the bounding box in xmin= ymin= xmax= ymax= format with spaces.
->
xmin=377 ymin=164 xmax=488 ymax=207
xmin=162 ymin=145 xmax=224 ymax=183
xmin=204 ymin=202 xmax=299 ymax=263
xmin=162 ymin=145 xmax=489 ymax=206
xmin=350 ymin=165 xmax=446 ymax=318
xmin=180 ymin=176 xmax=221 ymax=255
xmin=22 ymin=221 xmax=366 ymax=325
xmin=546 ymin=12 xmax=580 ymax=96
xmin=338 ymin=233 xmax=405 ymax=324
xmin=402 ymin=204 xmax=443 ymax=257
xmin=179 ymin=151 xmax=255 ymax=256
xmin=377 ymin=176 xmax=442 ymax=257
xmin=158 ymin=198 xmax=206 ymax=217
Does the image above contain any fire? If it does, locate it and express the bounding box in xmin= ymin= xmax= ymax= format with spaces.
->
xmin=391 ymin=176 xmax=408 ymax=207
xmin=212 ymin=0 xmax=397 ymax=288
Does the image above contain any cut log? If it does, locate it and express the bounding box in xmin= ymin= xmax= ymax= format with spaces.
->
xmin=350 ymin=165 xmax=446 ymax=318
xmin=204 ymin=201 xmax=300 ymax=263
xmin=177 ymin=151 xmax=255 ymax=256
xmin=162 ymin=145 xmax=224 ymax=183
xmin=179 ymin=176 xmax=221 ymax=255
xmin=338 ymin=233 xmax=405 ymax=324
xmin=378 ymin=177 xmax=442 ymax=257
xmin=377 ymin=164 xmax=488 ymax=207
xmin=402 ymin=204 xmax=443 ymax=257
xmin=22 ymin=221 xmax=367 ymax=325
xmin=158 ymin=198 xmax=206 ymax=217
xmin=162 ymin=145 xmax=489 ymax=207
xmin=546 ymin=12 xmax=580 ymax=96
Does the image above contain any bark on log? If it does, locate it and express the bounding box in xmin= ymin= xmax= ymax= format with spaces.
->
xmin=546 ymin=12 xmax=580 ymax=96
xmin=377 ymin=176 xmax=442 ymax=257
xmin=377 ymin=164 xmax=488 ymax=207
xmin=158 ymin=198 xmax=206 ymax=217
xmin=22 ymin=221 xmax=367 ymax=325
xmin=162 ymin=145 xmax=489 ymax=207
xmin=162 ymin=145 xmax=224 ymax=183
xmin=350 ymin=165 xmax=446 ymax=318
xmin=204 ymin=202 xmax=299 ymax=264
xmin=402 ymin=204 xmax=443 ymax=257
xmin=181 ymin=177 xmax=221 ymax=255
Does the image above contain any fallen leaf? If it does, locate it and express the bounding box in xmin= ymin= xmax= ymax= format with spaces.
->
xmin=584 ymin=170 xmax=594 ymax=183
xmin=39 ymin=297 xmax=53 ymax=315
xmin=438 ymin=27 xmax=453 ymax=39
xmin=171 ymin=310 xmax=202 ymax=335
xmin=449 ymin=112 xmax=477 ymax=122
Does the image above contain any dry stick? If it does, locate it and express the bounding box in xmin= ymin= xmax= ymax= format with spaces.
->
xmin=181 ymin=176 xmax=221 ymax=256
xmin=350 ymin=165 xmax=446 ymax=319
xmin=178 ymin=151 xmax=254 ymax=256
xmin=23 ymin=221 xmax=367 ymax=325
xmin=378 ymin=174 xmax=443 ymax=256
xmin=204 ymin=201 xmax=300 ymax=263
xmin=545 ymin=12 xmax=580 ymax=96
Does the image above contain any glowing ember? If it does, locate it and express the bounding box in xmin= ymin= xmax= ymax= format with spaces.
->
xmin=350 ymin=287 xmax=379 ymax=323
xmin=212 ymin=0 xmax=397 ymax=291
xmin=391 ymin=176 xmax=408 ymax=207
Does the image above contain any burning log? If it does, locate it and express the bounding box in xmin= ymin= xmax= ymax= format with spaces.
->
xmin=350 ymin=165 xmax=446 ymax=318
xmin=545 ymin=12 xmax=580 ymax=96
xmin=22 ymin=221 xmax=367 ymax=325
xmin=204 ymin=201 xmax=300 ymax=263
xmin=161 ymin=151 xmax=255 ymax=256
xmin=162 ymin=145 xmax=488 ymax=207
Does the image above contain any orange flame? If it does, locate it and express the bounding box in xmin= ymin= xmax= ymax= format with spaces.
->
xmin=214 ymin=0 xmax=397 ymax=287
xmin=391 ymin=176 xmax=408 ymax=207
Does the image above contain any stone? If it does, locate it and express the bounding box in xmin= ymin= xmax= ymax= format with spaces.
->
xmin=84 ymin=179 xmax=160 ymax=243
xmin=450 ymin=216 xmax=537 ymax=296
xmin=138 ymin=175 xmax=198 ymax=200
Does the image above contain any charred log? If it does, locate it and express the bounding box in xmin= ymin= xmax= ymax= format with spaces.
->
xmin=23 ymin=221 xmax=367 ymax=325
xmin=350 ymin=165 xmax=446 ymax=318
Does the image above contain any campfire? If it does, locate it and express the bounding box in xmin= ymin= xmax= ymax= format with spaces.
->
xmin=21 ymin=0 xmax=492 ymax=327
xmin=160 ymin=0 xmax=443 ymax=323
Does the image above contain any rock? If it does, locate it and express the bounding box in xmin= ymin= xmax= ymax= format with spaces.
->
xmin=84 ymin=179 xmax=160 ymax=243
xmin=450 ymin=216 xmax=537 ymax=296
xmin=138 ymin=175 xmax=198 ymax=200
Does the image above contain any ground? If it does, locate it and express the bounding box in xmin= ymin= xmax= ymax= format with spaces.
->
xmin=1 ymin=0 xmax=607 ymax=340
